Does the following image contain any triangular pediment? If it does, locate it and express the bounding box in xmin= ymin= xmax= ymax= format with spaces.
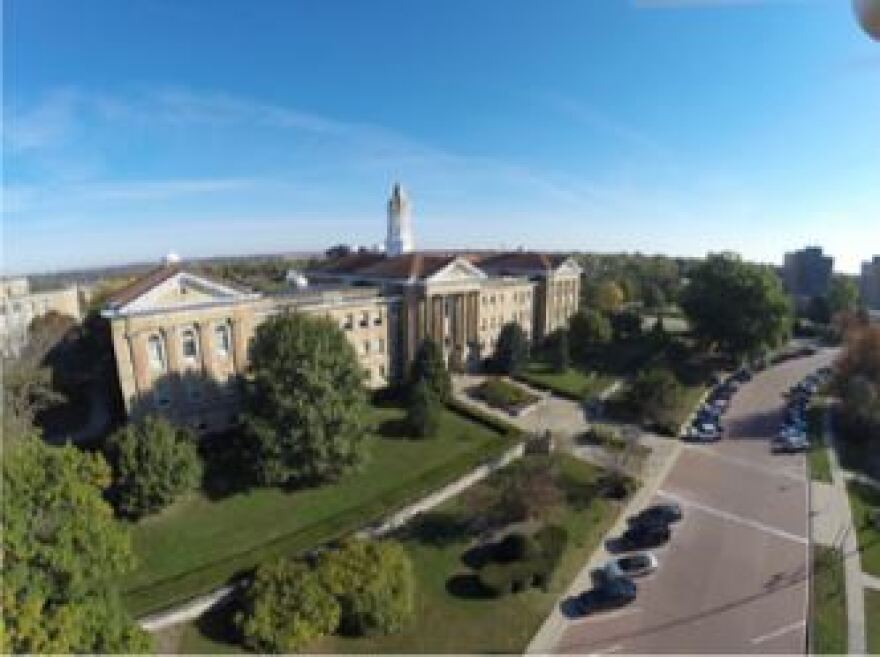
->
xmin=114 ymin=272 xmax=256 ymax=315
xmin=554 ymin=257 xmax=583 ymax=276
xmin=426 ymin=257 xmax=488 ymax=283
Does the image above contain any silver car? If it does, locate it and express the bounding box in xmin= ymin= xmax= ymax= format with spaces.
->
xmin=604 ymin=552 xmax=659 ymax=579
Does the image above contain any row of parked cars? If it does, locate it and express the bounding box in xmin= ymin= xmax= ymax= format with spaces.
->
xmin=682 ymin=367 xmax=753 ymax=443
xmin=771 ymin=366 xmax=832 ymax=454
xmin=574 ymin=502 xmax=683 ymax=613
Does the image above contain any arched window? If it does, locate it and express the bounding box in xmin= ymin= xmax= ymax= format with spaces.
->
xmin=181 ymin=327 xmax=199 ymax=362
xmin=214 ymin=322 xmax=231 ymax=357
xmin=147 ymin=334 xmax=166 ymax=372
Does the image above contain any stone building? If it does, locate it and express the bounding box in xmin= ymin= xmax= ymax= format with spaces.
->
xmin=0 ymin=277 xmax=83 ymax=357
xmin=102 ymin=185 xmax=582 ymax=434
xmin=861 ymin=256 xmax=880 ymax=311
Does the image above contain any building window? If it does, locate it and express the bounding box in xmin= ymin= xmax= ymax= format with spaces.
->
xmin=379 ymin=365 xmax=386 ymax=379
xmin=363 ymin=340 xmax=370 ymax=354
xmin=147 ymin=334 xmax=167 ymax=372
xmin=481 ymin=318 xmax=487 ymax=331
xmin=344 ymin=313 xmax=354 ymax=330
xmin=214 ymin=323 xmax=231 ymax=357
xmin=374 ymin=311 xmax=383 ymax=326
xmin=360 ymin=311 xmax=369 ymax=328
xmin=154 ymin=379 xmax=171 ymax=407
xmin=181 ymin=328 xmax=199 ymax=362
xmin=490 ymin=295 xmax=496 ymax=304
xmin=376 ymin=338 xmax=385 ymax=354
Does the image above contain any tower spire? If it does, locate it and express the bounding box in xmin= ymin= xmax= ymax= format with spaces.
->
xmin=385 ymin=182 xmax=414 ymax=256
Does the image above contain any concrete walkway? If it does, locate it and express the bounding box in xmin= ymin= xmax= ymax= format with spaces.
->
xmin=820 ymin=408 xmax=867 ymax=654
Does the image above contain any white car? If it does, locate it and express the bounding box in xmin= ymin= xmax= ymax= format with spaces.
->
xmin=604 ymin=552 xmax=659 ymax=579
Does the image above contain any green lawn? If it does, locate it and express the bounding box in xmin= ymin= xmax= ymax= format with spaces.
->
xmin=518 ymin=361 xmax=615 ymax=400
xmin=807 ymin=404 xmax=832 ymax=483
xmin=123 ymin=403 xmax=513 ymax=616
xmin=811 ymin=545 xmax=847 ymax=654
xmin=866 ymin=588 xmax=880 ymax=655
xmin=846 ymin=481 xmax=880 ymax=577
xmin=170 ymin=454 xmax=625 ymax=654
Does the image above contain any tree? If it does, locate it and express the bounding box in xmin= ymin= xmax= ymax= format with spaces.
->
xmin=547 ymin=328 xmax=570 ymax=373
xmin=806 ymin=295 xmax=831 ymax=324
xmin=406 ymin=379 xmax=442 ymax=438
xmin=828 ymin=276 xmax=860 ymax=318
xmin=680 ymin=253 xmax=792 ymax=360
xmin=568 ymin=308 xmax=612 ymax=362
xmin=236 ymin=558 xmax=341 ymax=653
xmin=409 ymin=338 xmax=452 ymax=402
xmin=241 ymin=313 xmax=369 ymax=487
xmin=834 ymin=325 xmax=880 ymax=445
xmin=594 ymin=281 xmax=625 ymax=314
xmin=611 ymin=309 xmax=642 ymax=341
xmin=104 ymin=415 xmax=202 ymax=518
xmin=493 ymin=322 xmax=529 ymax=375
xmin=2 ymin=437 xmax=150 ymax=653
xmin=642 ymin=282 xmax=667 ymax=310
xmin=626 ymin=367 xmax=686 ymax=435
xmin=318 ymin=539 xmax=415 ymax=636
xmin=490 ymin=456 xmax=563 ymax=524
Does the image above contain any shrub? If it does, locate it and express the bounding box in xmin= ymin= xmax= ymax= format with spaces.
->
xmin=476 ymin=525 xmax=568 ymax=596
xmin=626 ymin=367 xmax=686 ymax=434
xmin=104 ymin=415 xmax=202 ymax=518
xmin=492 ymin=323 xmax=530 ymax=375
xmin=318 ymin=539 xmax=415 ymax=636
xmin=472 ymin=378 xmax=538 ymax=411
xmin=406 ymin=380 xmax=442 ymax=438
xmin=578 ymin=425 xmax=626 ymax=451
xmin=546 ymin=329 xmax=570 ymax=373
xmin=410 ymin=338 xmax=452 ymax=402
xmin=235 ymin=558 xmax=340 ymax=653
xmin=494 ymin=532 xmax=535 ymax=563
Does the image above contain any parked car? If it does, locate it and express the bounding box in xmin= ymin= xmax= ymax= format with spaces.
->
xmin=628 ymin=502 xmax=683 ymax=527
xmin=575 ymin=577 xmax=637 ymax=614
xmin=619 ymin=523 xmax=671 ymax=549
xmin=771 ymin=434 xmax=808 ymax=453
xmin=734 ymin=367 xmax=752 ymax=382
xmin=604 ymin=552 xmax=658 ymax=579
xmin=684 ymin=425 xmax=721 ymax=443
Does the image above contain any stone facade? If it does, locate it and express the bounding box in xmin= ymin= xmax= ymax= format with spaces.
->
xmin=782 ymin=246 xmax=833 ymax=305
xmin=861 ymin=256 xmax=880 ymax=311
xmin=1 ymin=277 xmax=83 ymax=357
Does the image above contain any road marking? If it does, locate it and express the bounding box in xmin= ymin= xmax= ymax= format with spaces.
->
xmin=750 ymin=619 xmax=806 ymax=644
xmin=587 ymin=643 xmax=624 ymax=655
xmin=681 ymin=444 xmax=806 ymax=483
xmin=656 ymin=489 xmax=808 ymax=545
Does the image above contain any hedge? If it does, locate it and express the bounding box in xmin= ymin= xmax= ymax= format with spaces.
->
xmin=512 ymin=373 xmax=584 ymax=403
xmin=444 ymin=398 xmax=523 ymax=438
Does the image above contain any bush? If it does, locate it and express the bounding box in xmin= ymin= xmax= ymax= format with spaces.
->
xmin=472 ymin=378 xmax=538 ymax=411
xmin=406 ymin=380 xmax=442 ymax=438
xmin=444 ymin=398 xmax=522 ymax=437
xmin=236 ymin=558 xmax=340 ymax=653
xmin=476 ymin=525 xmax=568 ymax=596
xmin=626 ymin=367 xmax=686 ymax=435
xmin=578 ymin=425 xmax=626 ymax=451
xmin=318 ymin=539 xmax=415 ymax=636
xmin=546 ymin=329 xmax=570 ymax=373
xmin=410 ymin=339 xmax=452 ymax=402
xmin=104 ymin=415 xmax=202 ymax=518
xmin=492 ymin=323 xmax=530 ymax=375
xmin=494 ymin=532 xmax=535 ymax=563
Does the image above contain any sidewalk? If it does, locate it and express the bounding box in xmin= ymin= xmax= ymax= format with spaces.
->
xmin=526 ymin=432 xmax=683 ymax=653
xmin=816 ymin=408 xmax=867 ymax=654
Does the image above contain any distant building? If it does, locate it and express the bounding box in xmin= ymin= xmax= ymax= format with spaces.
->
xmin=782 ymin=247 xmax=833 ymax=305
xmin=0 ymin=277 xmax=83 ymax=357
xmin=861 ymin=256 xmax=880 ymax=311
xmin=101 ymin=183 xmax=582 ymax=435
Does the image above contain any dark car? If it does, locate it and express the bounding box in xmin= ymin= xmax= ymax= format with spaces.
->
xmin=628 ymin=502 xmax=683 ymax=528
xmin=576 ymin=577 xmax=637 ymax=614
xmin=734 ymin=367 xmax=752 ymax=383
xmin=619 ymin=522 xmax=671 ymax=549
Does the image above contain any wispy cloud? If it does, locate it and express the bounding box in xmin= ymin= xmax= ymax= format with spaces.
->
xmin=4 ymin=88 xmax=79 ymax=153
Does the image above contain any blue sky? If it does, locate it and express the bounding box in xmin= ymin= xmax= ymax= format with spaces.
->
xmin=3 ymin=0 xmax=878 ymax=275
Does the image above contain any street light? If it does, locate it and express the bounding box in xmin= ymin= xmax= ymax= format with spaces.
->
xmin=854 ymin=0 xmax=880 ymax=40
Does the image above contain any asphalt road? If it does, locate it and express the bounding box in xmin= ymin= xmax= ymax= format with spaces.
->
xmin=554 ymin=350 xmax=837 ymax=654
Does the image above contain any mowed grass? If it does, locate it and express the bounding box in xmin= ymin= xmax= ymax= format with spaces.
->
xmin=172 ymin=454 xmax=625 ymax=654
xmin=866 ymin=588 xmax=880 ymax=655
xmin=846 ymin=481 xmax=880 ymax=577
xmin=123 ymin=403 xmax=512 ymax=616
xmin=811 ymin=545 xmax=847 ymax=654
xmin=519 ymin=360 xmax=615 ymax=400
xmin=806 ymin=404 xmax=832 ymax=483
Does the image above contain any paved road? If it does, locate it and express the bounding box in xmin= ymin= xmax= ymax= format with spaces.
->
xmin=553 ymin=350 xmax=836 ymax=654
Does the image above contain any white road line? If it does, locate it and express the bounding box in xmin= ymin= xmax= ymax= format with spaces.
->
xmin=750 ymin=619 xmax=806 ymax=644
xmin=681 ymin=444 xmax=806 ymax=483
xmin=587 ymin=643 xmax=624 ymax=655
xmin=656 ymin=489 xmax=808 ymax=545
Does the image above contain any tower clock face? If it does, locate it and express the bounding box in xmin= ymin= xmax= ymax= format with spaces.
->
xmin=854 ymin=0 xmax=880 ymax=40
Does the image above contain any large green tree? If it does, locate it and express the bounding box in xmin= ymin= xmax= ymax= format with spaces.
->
xmin=828 ymin=276 xmax=860 ymax=318
xmin=236 ymin=558 xmax=341 ymax=653
xmin=492 ymin=322 xmax=530 ymax=376
xmin=546 ymin=328 xmax=570 ymax=373
xmin=406 ymin=379 xmax=442 ymax=438
xmin=834 ymin=325 xmax=880 ymax=444
xmin=2 ymin=437 xmax=150 ymax=653
xmin=568 ymin=308 xmax=612 ymax=362
xmin=105 ymin=415 xmax=202 ymax=518
xmin=241 ymin=312 xmax=369 ymax=487
xmin=409 ymin=338 xmax=452 ymax=402
xmin=681 ymin=253 xmax=792 ymax=360
xmin=626 ymin=367 xmax=686 ymax=435
xmin=318 ymin=539 xmax=415 ymax=636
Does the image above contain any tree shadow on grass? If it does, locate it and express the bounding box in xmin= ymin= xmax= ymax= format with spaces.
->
xmin=189 ymin=599 xmax=244 ymax=653
xmin=445 ymin=573 xmax=495 ymax=600
xmin=401 ymin=511 xmax=474 ymax=547
xmin=198 ymin=432 xmax=257 ymax=501
xmin=376 ymin=417 xmax=414 ymax=440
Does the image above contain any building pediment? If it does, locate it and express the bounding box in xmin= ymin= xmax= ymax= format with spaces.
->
xmin=104 ymin=270 xmax=258 ymax=317
xmin=425 ymin=257 xmax=488 ymax=284
xmin=554 ymin=257 xmax=583 ymax=277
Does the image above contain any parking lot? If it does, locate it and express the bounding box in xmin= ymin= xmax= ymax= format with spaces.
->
xmin=554 ymin=350 xmax=836 ymax=654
